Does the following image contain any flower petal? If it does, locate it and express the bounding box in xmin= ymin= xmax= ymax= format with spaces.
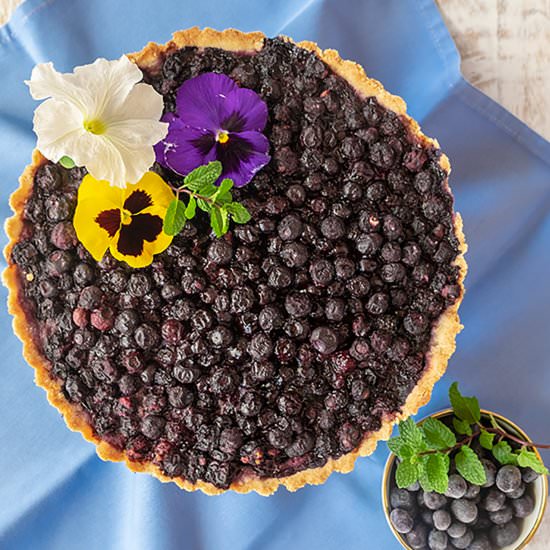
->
xmin=161 ymin=124 xmax=217 ymax=176
xmin=175 ymin=72 xmax=237 ymax=131
xmin=103 ymin=82 xmax=165 ymax=125
xmin=125 ymin=171 xmax=175 ymax=212
xmin=73 ymin=175 xmax=124 ymax=261
xmin=33 ymin=99 xmax=86 ymax=163
xmin=25 ymin=62 xmax=89 ymax=112
xmin=222 ymin=87 xmax=268 ymax=132
xmin=72 ymin=56 xmax=143 ymax=119
xmin=217 ymin=130 xmax=271 ymax=187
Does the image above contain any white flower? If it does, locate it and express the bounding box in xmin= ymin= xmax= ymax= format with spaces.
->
xmin=26 ymin=55 xmax=168 ymax=188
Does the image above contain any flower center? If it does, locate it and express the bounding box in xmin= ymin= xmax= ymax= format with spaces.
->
xmin=84 ymin=118 xmax=107 ymax=135
xmin=121 ymin=209 xmax=133 ymax=225
xmin=216 ymin=130 xmax=229 ymax=144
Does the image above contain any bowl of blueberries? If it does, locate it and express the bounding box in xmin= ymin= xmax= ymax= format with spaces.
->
xmin=382 ymin=385 xmax=548 ymax=550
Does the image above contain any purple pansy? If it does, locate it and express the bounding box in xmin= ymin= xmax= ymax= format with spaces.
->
xmin=154 ymin=72 xmax=270 ymax=187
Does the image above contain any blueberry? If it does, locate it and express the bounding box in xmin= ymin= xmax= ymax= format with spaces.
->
xmin=447 ymin=521 xmax=467 ymax=538
xmin=366 ymin=293 xmax=389 ymax=316
xmin=482 ymin=487 xmax=506 ymax=512
xmin=423 ymin=491 xmax=448 ymax=511
xmin=390 ymin=508 xmax=414 ymax=534
xmin=489 ymin=504 xmax=513 ymax=525
xmin=134 ymin=324 xmax=159 ymax=350
xmin=280 ymin=242 xmax=309 ymax=268
xmin=422 ymin=509 xmax=435 ymax=527
xmin=277 ymin=214 xmax=303 ymax=241
xmin=464 ymin=483 xmax=480 ymax=499
xmin=433 ymin=509 xmax=452 ymax=531
xmin=405 ymin=523 xmax=427 ymax=550
xmin=507 ymin=483 xmax=526 ymax=499
xmin=496 ymin=465 xmax=522 ymax=494
xmin=390 ymin=488 xmax=416 ymax=510
xmin=309 ymin=259 xmax=335 ymax=286
xmin=450 ymin=499 xmax=478 ymax=523
xmin=511 ymin=494 xmax=534 ymax=518
xmin=356 ymin=233 xmax=383 ymax=256
xmin=490 ymin=521 xmax=520 ymax=547
xmin=310 ymin=326 xmax=338 ymax=355
xmin=320 ymin=216 xmax=345 ymax=240
xmin=521 ymin=467 xmax=539 ymax=484
xmin=468 ymin=533 xmax=491 ymax=550
xmin=481 ymin=458 xmax=497 ymax=488
xmin=451 ymin=528 xmax=474 ymax=549
xmin=427 ymin=529 xmax=448 ymax=550
xmin=207 ymin=240 xmax=233 ymax=264
xmin=445 ymin=474 xmax=467 ymax=499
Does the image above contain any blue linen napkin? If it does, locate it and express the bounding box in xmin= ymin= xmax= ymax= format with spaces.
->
xmin=0 ymin=1 xmax=549 ymax=548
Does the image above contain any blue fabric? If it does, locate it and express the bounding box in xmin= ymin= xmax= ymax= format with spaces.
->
xmin=1 ymin=0 xmax=549 ymax=548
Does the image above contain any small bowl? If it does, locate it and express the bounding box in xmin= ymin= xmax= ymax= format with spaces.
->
xmin=382 ymin=409 xmax=548 ymax=549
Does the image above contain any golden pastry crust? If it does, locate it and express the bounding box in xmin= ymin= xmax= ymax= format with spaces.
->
xmin=3 ymin=27 xmax=467 ymax=496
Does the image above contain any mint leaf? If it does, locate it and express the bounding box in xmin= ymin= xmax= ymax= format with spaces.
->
xmin=396 ymin=459 xmax=418 ymax=489
xmin=399 ymin=418 xmax=425 ymax=453
xmin=517 ymin=448 xmax=549 ymax=475
xmin=422 ymin=417 xmax=456 ymax=450
xmin=210 ymin=208 xmax=224 ymax=238
xmin=220 ymin=207 xmax=229 ymax=234
xmin=455 ymin=446 xmax=487 ymax=485
xmin=59 ymin=155 xmax=75 ymax=169
xmin=387 ymin=436 xmax=413 ymax=460
xmin=184 ymin=196 xmax=197 ymax=219
xmin=492 ymin=441 xmax=518 ymax=465
xmin=163 ymin=199 xmax=186 ymax=236
xmin=227 ymin=202 xmax=251 ymax=224
xmin=184 ymin=161 xmax=222 ymax=191
xmin=417 ymin=456 xmax=434 ymax=492
xmin=425 ymin=453 xmax=449 ymax=494
xmin=197 ymin=183 xmax=218 ymax=197
xmin=453 ymin=418 xmax=473 ymax=436
xmin=213 ymin=178 xmax=234 ymax=204
xmin=197 ymin=198 xmax=211 ymax=212
xmin=479 ymin=430 xmax=495 ymax=450
xmin=449 ymin=382 xmax=481 ymax=424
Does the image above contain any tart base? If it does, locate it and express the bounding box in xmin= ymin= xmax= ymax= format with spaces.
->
xmin=3 ymin=28 xmax=467 ymax=496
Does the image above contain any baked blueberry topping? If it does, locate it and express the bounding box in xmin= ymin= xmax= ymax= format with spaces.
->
xmin=11 ymin=38 xmax=461 ymax=489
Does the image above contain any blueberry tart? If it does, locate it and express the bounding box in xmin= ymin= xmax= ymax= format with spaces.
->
xmin=4 ymin=28 xmax=467 ymax=495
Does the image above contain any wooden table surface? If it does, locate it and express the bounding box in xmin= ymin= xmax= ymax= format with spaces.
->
xmin=1 ymin=0 xmax=548 ymax=547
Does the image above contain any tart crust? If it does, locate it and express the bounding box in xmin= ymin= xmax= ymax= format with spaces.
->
xmin=3 ymin=27 xmax=467 ymax=496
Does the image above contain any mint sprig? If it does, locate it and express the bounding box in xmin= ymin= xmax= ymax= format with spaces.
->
xmin=388 ymin=382 xmax=549 ymax=493
xmin=163 ymin=161 xmax=251 ymax=238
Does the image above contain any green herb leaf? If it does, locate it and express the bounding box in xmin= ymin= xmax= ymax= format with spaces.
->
xmin=226 ymin=202 xmax=251 ymax=224
xmin=425 ymin=453 xmax=449 ymax=494
xmin=479 ymin=430 xmax=496 ymax=450
xmin=197 ymin=198 xmax=211 ymax=212
xmin=220 ymin=206 xmax=230 ymax=234
xmin=197 ymin=183 xmax=218 ymax=197
xmin=59 ymin=155 xmax=75 ymax=169
xmin=395 ymin=459 xmax=418 ymax=489
xmin=517 ymin=448 xmax=549 ymax=475
xmin=163 ymin=199 xmax=187 ymax=236
xmin=399 ymin=418 xmax=425 ymax=453
xmin=449 ymin=382 xmax=481 ymax=424
xmin=387 ymin=436 xmax=414 ymax=460
xmin=422 ymin=417 xmax=456 ymax=450
xmin=453 ymin=418 xmax=473 ymax=436
xmin=455 ymin=446 xmax=487 ymax=485
xmin=417 ymin=456 xmax=434 ymax=492
xmin=213 ymin=178 xmax=234 ymax=204
xmin=492 ymin=441 xmax=518 ymax=465
xmin=210 ymin=208 xmax=224 ymax=238
xmin=183 ymin=161 xmax=223 ymax=191
xmin=184 ymin=196 xmax=197 ymax=219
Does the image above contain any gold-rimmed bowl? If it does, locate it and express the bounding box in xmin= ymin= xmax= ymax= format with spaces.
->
xmin=382 ymin=409 xmax=548 ymax=549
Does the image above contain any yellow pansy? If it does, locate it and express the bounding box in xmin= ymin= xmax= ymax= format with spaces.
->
xmin=73 ymin=171 xmax=175 ymax=268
